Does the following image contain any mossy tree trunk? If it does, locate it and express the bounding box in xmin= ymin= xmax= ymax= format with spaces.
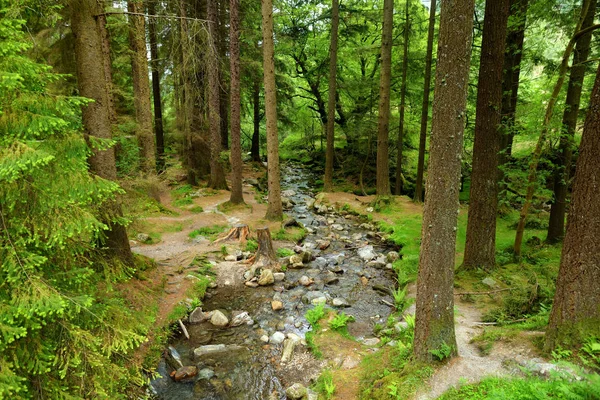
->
xmin=71 ymin=0 xmax=133 ymax=266
xmin=229 ymin=0 xmax=244 ymax=204
xmin=413 ymin=0 xmax=475 ymax=362
xmin=462 ymin=0 xmax=510 ymax=270
xmin=127 ymin=0 xmax=156 ymax=174
xmin=148 ymin=0 xmax=165 ymax=173
xmin=208 ymin=0 xmax=228 ymax=190
xmin=262 ymin=0 xmax=283 ymax=221
xmin=323 ymin=0 xmax=339 ymax=193
xmin=545 ymin=61 xmax=600 ymax=352
xmin=375 ymin=0 xmax=394 ymax=197
xmin=413 ymin=0 xmax=437 ymax=203
xmin=395 ymin=0 xmax=409 ymax=196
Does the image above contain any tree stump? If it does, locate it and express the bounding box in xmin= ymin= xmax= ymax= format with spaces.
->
xmin=214 ymin=224 xmax=250 ymax=244
xmin=249 ymin=227 xmax=279 ymax=276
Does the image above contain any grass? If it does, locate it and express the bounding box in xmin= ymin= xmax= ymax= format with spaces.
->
xmin=276 ymin=247 xmax=295 ymax=258
xmin=437 ymin=373 xmax=600 ymax=399
xmin=313 ymin=370 xmax=336 ymax=399
xmin=188 ymin=225 xmax=228 ymax=241
xmin=470 ymin=327 xmax=520 ymax=356
xmin=189 ymin=205 xmax=204 ymax=213
xmin=272 ymin=226 xmax=307 ymax=243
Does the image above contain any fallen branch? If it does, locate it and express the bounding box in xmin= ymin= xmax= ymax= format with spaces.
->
xmin=472 ymin=318 xmax=527 ymax=326
xmin=454 ymin=288 xmax=516 ymax=296
xmin=380 ymin=299 xmax=395 ymax=308
xmin=178 ymin=319 xmax=190 ymax=340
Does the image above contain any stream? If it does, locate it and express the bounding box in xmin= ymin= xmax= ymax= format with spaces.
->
xmin=150 ymin=164 xmax=400 ymax=399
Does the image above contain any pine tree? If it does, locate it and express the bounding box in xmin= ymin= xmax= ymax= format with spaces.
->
xmin=229 ymin=0 xmax=244 ymax=204
xmin=148 ymin=0 xmax=166 ymax=173
xmin=413 ymin=0 xmax=475 ymax=362
xmin=395 ymin=0 xmax=410 ymax=196
xmin=323 ymin=0 xmax=340 ymax=193
xmin=463 ymin=0 xmax=510 ymax=270
xmin=375 ymin=0 xmax=394 ymax=196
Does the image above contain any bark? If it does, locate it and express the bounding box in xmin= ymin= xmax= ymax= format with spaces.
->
xmin=323 ymin=0 xmax=340 ymax=193
xmin=214 ymin=224 xmax=249 ymax=244
xmin=71 ymin=0 xmax=133 ymax=266
xmin=218 ymin=0 xmax=230 ymax=151
xmin=545 ymin=61 xmax=600 ymax=352
xmin=249 ymin=227 xmax=279 ymax=274
xmin=208 ymin=0 xmax=228 ymax=189
xmin=229 ymin=0 xmax=244 ymax=204
xmin=262 ymin=0 xmax=283 ymax=221
xmin=414 ymin=0 xmax=437 ymax=203
xmin=97 ymin=13 xmax=117 ymax=125
xmin=513 ymin=0 xmax=594 ymax=257
xmin=546 ymin=0 xmax=596 ymax=243
xmin=251 ymin=79 xmax=261 ymax=162
xmin=462 ymin=0 xmax=510 ymax=270
xmin=148 ymin=0 xmax=165 ymax=173
xmin=395 ymin=0 xmax=409 ymax=196
xmin=498 ymin=0 xmax=528 ymax=168
xmin=413 ymin=0 xmax=475 ymax=362
xmin=376 ymin=0 xmax=394 ymax=196
xmin=127 ymin=0 xmax=156 ymax=173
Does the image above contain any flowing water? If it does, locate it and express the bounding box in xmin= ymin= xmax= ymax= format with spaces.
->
xmin=150 ymin=165 xmax=399 ymax=399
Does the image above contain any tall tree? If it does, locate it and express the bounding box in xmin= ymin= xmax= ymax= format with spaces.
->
xmin=71 ymin=0 xmax=133 ymax=265
xmin=262 ymin=0 xmax=283 ymax=220
xmin=229 ymin=0 xmax=244 ymax=204
xmin=127 ymin=0 xmax=156 ymax=173
xmin=513 ymin=0 xmax=595 ymax=257
xmin=546 ymin=0 xmax=597 ymax=243
xmin=148 ymin=0 xmax=165 ymax=173
xmin=97 ymin=12 xmax=117 ymax=124
xmin=376 ymin=0 xmax=394 ymax=196
xmin=498 ymin=0 xmax=528 ymax=169
xmin=251 ymin=79 xmax=262 ymax=162
xmin=413 ymin=0 xmax=475 ymax=362
xmin=462 ymin=0 xmax=510 ymax=270
xmin=323 ymin=0 xmax=340 ymax=193
xmin=545 ymin=61 xmax=600 ymax=352
xmin=395 ymin=0 xmax=410 ymax=196
xmin=413 ymin=0 xmax=437 ymax=202
xmin=208 ymin=0 xmax=228 ymax=189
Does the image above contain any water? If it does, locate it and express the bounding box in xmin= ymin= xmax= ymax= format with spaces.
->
xmin=151 ymin=164 xmax=399 ymax=399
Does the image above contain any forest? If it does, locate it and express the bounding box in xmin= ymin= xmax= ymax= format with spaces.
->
xmin=0 ymin=0 xmax=599 ymax=399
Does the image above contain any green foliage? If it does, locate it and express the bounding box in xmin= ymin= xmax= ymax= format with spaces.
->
xmin=437 ymin=373 xmax=600 ymax=400
xmin=329 ymin=312 xmax=355 ymax=335
xmin=272 ymin=226 xmax=308 ymax=242
xmin=0 ymin=3 xmax=148 ymax=397
xmin=245 ymin=239 xmax=258 ymax=252
xmin=305 ymin=303 xmax=327 ymax=329
xmin=188 ymin=225 xmax=228 ymax=241
xmin=314 ymin=370 xmax=335 ymax=399
xmin=429 ymin=341 xmax=453 ymax=361
xmin=579 ymin=336 xmax=600 ymax=372
xmin=189 ymin=205 xmax=204 ymax=213
xmin=276 ymin=247 xmax=295 ymax=258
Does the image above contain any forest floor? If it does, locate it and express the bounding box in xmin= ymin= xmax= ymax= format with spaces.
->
xmin=122 ymin=162 xmax=557 ymax=399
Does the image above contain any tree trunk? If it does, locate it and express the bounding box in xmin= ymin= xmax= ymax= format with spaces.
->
xmin=218 ymin=0 xmax=230 ymax=151
xmin=546 ymin=0 xmax=596 ymax=243
xmin=251 ymin=79 xmax=261 ymax=162
xmin=249 ymin=227 xmax=279 ymax=275
xmin=395 ymin=0 xmax=409 ymax=196
xmin=148 ymin=0 xmax=165 ymax=173
xmin=178 ymin=0 xmax=197 ymax=185
xmin=323 ymin=0 xmax=340 ymax=193
xmin=262 ymin=0 xmax=283 ymax=221
xmin=513 ymin=0 xmax=595 ymax=257
xmin=413 ymin=0 xmax=475 ymax=363
xmin=71 ymin=0 xmax=133 ymax=266
xmin=375 ymin=0 xmax=394 ymax=197
xmin=414 ymin=0 xmax=437 ymax=203
xmin=207 ymin=0 xmax=228 ymax=190
xmin=498 ymin=0 xmax=528 ymax=179
xmin=97 ymin=13 xmax=117 ymax=125
xmin=127 ymin=0 xmax=156 ymax=174
xmin=544 ymin=61 xmax=600 ymax=352
xmin=462 ymin=0 xmax=510 ymax=270
xmin=229 ymin=0 xmax=244 ymax=204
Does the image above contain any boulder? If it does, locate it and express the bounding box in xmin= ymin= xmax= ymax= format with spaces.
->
xmin=210 ymin=310 xmax=229 ymax=327
xmin=136 ymin=233 xmax=151 ymax=243
xmin=286 ymin=383 xmax=307 ymax=400
xmin=189 ymin=307 xmax=212 ymax=324
xmin=230 ymin=311 xmax=253 ymax=327
xmin=357 ymin=245 xmax=377 ymax=261
xmin=270 ymin=331 xmax=286 ymax=345
xmin=258 ymin=269 xmax=275 ymax=286
xmin=171 ymin=365 xmax=197 ymax=381
xmin=332 ymin=297 xmax=350 ymax=307
xmin=281 ymin=334 xmax=302 ymax=363
xmin=301 ymin=250 xmax=313 ymax=264
xmin=386 ymin=251 xmax=400 ymax=263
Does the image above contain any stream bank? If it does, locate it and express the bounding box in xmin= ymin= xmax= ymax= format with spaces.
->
xmin=146 ymin=164 xmax=401 ymax=399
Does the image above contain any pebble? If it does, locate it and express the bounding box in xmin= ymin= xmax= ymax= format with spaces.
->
xmin=273 ymin=272 xmax=285 ymax=282
xmin=210 ymin=310 xmax=229 ymax=327
xmin=270 ymin=331 xmax=286 ymax=344
xmin=271 ymin=300 xmax=284 ymax=311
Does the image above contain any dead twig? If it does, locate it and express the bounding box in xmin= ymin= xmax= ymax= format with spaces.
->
xmin=454 ymin=288 xmax=516 ymax=296
xmin=178 ymin=319 xmax=190 ymax=340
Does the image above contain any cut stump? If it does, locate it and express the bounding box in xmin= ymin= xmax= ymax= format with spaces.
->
xmin=248 ymin=227 xmax=279 ymax=277
xmin=214 ymin=224 xmax=250 ymax=244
